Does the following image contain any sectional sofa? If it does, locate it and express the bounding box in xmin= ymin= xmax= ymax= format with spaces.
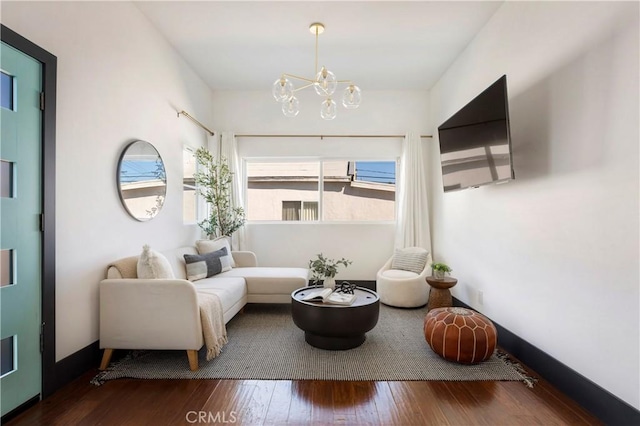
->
xmin=99 ymin=246 xmax=309 ymax=370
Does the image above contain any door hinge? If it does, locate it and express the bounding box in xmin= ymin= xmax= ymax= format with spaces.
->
xmin=39 ymin=213 xmax=45 ymax=232
xmin=40 ymin=323 xmax=45 ymax=354
xmin=40 ymin=92 xmax=45 ymax=111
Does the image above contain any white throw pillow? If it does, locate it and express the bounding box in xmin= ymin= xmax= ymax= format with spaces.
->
xmin=391 ymin=247 xmax=429 ymax=274
xmin=196 ymin=237 xmax=235 ymax=268
xmin=137 ymin=245 xmax=175 ymax=279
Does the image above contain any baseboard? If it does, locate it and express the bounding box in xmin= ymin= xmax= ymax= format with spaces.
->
xmin=53 ymin=340 xmax=101 ymax=391
xmin=453 ymin=297 xmax=640 ymax=425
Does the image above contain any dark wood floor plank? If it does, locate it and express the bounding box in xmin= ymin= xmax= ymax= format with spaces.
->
xmin=162 ymin=379 xmax=223 ymax=425
xmin=76 ymin=380 xmax=147 ymax=425
xmin=308 ymin=380 xmax=334 ymax=424
xmin=370 ymin=381 xmax=414 ymax=425
xmin=352 ymin=381 xmax=380 ymax=425
xmin=436 ymin=381 xmax=513 ymax=425
xmin=287 ymin=380 xmax=313 ymax=424
xmin=199 ymin=379 xmax=257 ymax=425
xmin=262 ymin=381 xmax=292 ymax=426
xmin=236 ymin=379 xmax=276 ymax=425
xmin=332 ymin=380 xmax=357 ymax=424
xmin=389 ymin=381 xmax=450 ymax=425
xmin=137 ymin=380 xmax=205 ymax=426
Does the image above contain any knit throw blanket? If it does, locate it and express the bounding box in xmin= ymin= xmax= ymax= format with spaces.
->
xmin=198 ymin=293 xmax=228 ymax=361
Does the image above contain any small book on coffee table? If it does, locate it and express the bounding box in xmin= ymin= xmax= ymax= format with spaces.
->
xmin=301 ymin=288 xmax=356 ymax=306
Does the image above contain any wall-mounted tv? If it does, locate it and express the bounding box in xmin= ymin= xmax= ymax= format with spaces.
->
xmin=437 ymin=75 xmax=514 ymax=192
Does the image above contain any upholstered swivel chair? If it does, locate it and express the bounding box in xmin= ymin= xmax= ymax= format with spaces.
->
xmin=376 ymin=247 xmax=432 ymax=308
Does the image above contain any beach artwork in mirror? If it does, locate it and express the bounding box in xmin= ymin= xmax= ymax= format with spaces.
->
xmin=117 ymin=140 xmax=167 ymax=221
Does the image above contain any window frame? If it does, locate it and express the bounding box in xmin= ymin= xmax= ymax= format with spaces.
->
xmin=243 ymin=156 xmax=398 ymax=224
xmin=182 ymin=145 xmax=202 ymax=225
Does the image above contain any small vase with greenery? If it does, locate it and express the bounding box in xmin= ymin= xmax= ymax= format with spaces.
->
xmin=308 ymin=254 xmax=352 ymax=289
xmin=431 ymin=263 xmax=452 ymax=280
xmin=194 ymin=147 xmax=246 ymax=239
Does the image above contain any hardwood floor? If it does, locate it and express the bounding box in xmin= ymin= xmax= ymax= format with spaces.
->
xmin=7 ymin=359 xmax=600 ymax=426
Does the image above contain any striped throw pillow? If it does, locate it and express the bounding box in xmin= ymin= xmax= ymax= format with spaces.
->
xmin=391 ymin=247 xmax=429 ymax=274
xmin=184 ymin=247 xmax=231 ymax=282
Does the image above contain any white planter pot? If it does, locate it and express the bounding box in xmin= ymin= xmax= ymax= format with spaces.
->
xmin=323 ymin=277 xmax=336 ymax=290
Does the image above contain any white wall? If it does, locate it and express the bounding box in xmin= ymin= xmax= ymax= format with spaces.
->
xmin=429 ymin=2 xmax=639 ymax=409
xmin=212 ymin=90 xmax=431 ymax=279
xmin=2 ymin=2 xmax=213 ymax=361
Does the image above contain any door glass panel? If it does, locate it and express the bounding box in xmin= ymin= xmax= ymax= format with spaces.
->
xmin=0 ymin=336 xmax=16 ymax=377
xmin=0 ymin=72 xmax=13 ymax=110
xmin=1 ymin=161 xmax=14 ymax=198
xmin=1 ymin=249 xmax=14 ymax=287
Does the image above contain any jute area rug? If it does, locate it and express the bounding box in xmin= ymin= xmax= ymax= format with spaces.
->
xmin=92 ymin=304 xmax=534 ymax=386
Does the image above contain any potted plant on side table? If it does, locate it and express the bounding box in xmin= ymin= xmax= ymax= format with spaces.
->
xmin=431 ymin=263 xmax=452 ymax=280
xmin=308 ymin=254 xmax=352 ymax=290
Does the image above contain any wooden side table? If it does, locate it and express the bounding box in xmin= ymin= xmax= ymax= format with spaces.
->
xmin=426 ymin=276 xmax=458 ymax=310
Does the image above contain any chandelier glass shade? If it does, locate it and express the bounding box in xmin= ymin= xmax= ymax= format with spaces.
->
xmin=272 ymin=23 xmax=361 ymax=120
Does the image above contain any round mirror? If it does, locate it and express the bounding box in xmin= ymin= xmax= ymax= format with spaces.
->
xmin=117 ymin=140 xmax=167 ymax=221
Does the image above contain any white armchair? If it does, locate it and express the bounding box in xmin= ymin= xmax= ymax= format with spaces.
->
xmin=376 ymin=248 xmax=432 ymax=308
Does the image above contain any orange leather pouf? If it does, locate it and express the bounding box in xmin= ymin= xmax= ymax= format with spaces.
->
xmin=424 ymin=307 xmax=497 ymax=364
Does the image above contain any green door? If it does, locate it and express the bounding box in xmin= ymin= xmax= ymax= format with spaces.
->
xmin=1 ymin=41 xmax=43 ymax=416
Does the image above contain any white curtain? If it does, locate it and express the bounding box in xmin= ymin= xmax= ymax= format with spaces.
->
xmin=395 ymin=131 xmax=432 ymax=252
xmin=212 ymin=132 xmax=247 ymax=250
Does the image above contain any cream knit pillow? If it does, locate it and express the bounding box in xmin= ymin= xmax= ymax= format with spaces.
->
xmin=137 ymin=245 xmax=175 ymax=279
xmin=196 ymin=237 xmax=235 ymax=268
xmin=391 ymin=247 xmax=429 ymax=274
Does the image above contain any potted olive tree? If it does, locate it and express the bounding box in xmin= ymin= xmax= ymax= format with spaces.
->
xmin=308 ymin=253 xmax=352 ymax=290
xmin=194 ymin=147 xmax=246 ymax=239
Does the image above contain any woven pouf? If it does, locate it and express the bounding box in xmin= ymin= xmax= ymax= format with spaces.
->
xmin=423 ymin=307 xmax=497 ymax=364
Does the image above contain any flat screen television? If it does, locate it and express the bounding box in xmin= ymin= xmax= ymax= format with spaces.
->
xmin=437 ymin=75 xmax=514 ymax=192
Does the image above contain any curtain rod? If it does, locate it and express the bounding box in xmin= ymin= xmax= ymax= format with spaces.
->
xmin=177 ymin=110 xmax=214 ymax=136
xmin=235 ymin=134 xmax=433 ymax=139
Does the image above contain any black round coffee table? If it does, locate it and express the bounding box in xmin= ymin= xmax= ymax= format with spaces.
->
xmin=291 ymin=286 xmax=380 ymax=350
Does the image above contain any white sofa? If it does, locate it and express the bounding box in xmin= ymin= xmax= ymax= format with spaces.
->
xmin=99 ymin=246 xmax=309 ymax=371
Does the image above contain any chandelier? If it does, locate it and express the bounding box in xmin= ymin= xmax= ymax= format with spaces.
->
xmin=272 ymin=23 xmax=362 ymax=120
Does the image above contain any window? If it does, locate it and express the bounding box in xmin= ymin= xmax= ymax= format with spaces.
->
xmin=246 ymin=159 xmax=396 ymax=222
xmin=0 ymin=336 xmax=16 ymax=377
xmin=1 ymin=249 xmax=15 ymax=287
xmin=183 ymin=146 xmax=198 ymax=224
xmin=282 ymin=201 xmax=319 ymax=221
xmin=1 ymin=72 xmax=14 ymax=111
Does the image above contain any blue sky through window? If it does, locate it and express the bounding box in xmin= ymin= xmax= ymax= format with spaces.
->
xmin=354 ymin=161 xmax=396 ymax=184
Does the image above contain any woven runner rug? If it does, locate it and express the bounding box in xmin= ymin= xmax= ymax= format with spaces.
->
xmin=92 ymin=304 xmax=534 ymax=385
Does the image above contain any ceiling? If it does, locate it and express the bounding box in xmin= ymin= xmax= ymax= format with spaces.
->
xmin=134 ymin=1 xmax=503 ymax=91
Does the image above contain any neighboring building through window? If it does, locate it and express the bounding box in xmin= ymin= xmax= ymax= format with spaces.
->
xmin=246 ymin=160 xmax=396 ymax=222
